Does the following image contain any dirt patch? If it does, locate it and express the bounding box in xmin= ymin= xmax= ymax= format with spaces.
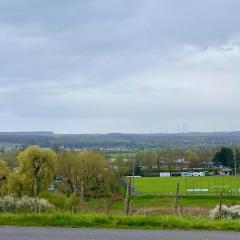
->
xmin=132 ymin=207 xmax=210 ymax=216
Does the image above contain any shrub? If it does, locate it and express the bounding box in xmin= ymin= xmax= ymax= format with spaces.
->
xmin=39 ymin=191 xmax=68 ymax=210
xmin=0 ymin=195 xmax=55 ymax=213
xmin=64 ymin=193 xmax=82 ymax=212
xmin=209 ymin=205 xmax=240 ymax=219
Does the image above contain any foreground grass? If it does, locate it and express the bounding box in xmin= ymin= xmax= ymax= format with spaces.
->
xmin=0 ymin=213 xmax=240 ymax=231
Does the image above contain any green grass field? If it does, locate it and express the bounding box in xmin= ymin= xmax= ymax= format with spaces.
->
xmin=134 ymin=176 xmax=240 ymax=195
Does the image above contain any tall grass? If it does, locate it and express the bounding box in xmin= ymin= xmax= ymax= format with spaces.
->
xmin=0 ymin=213 xmax=240 ymax=231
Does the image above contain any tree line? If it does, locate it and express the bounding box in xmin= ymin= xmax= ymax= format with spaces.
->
xmin=0 ymin=146 xmax=120 ymax=209
xmin=111 ymin=146 xmax=240 ymax=177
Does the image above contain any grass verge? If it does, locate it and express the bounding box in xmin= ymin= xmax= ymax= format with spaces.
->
xmin=0 ymin=213 xmax=240 ymax=231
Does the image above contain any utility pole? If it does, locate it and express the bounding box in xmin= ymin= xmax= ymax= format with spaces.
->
xmin=234 ymin=145 xmax=237 ymax=176
xmin=131 ymin=156 xmax=135 ymax=189
xmin=157 ymin=151 xmax=160 ymax=171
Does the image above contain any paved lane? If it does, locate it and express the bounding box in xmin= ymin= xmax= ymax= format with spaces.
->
xmin=0 ymin=227 xmax=239 ymax=240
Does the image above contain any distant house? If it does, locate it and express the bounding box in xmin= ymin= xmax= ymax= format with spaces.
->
xmin=217 ymin=167 xmax=233 ymax=176
xmin=202 ymin=161 xmax=214 ymax=168
xmin=175 ymin=158 xmax=185 ymax=166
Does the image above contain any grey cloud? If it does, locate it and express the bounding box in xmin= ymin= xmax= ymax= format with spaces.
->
xmin=1 ymin=0 xmax=240 ymax=132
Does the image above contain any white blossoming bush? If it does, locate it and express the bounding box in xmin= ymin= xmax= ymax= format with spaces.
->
xmin=228 ymin=205 xmax=240 ymax=219
xmin=209 ymin=205 xmax=240 ymax=219
xmin=0 ymin=195 xmax=17 ymax=212
xmin=0 ymin=195 xmax=55 ymax=213
xmin=209 ymin=205 xmax=229 ymax=219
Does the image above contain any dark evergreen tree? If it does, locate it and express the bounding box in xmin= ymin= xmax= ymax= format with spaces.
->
xmin=213 ymin=147 xmax=234 ymax=167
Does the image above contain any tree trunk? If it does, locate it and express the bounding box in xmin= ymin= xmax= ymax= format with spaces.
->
xmin=80 ymin=181 xmax=84 ymax=210
xmin=34 ymin=177 xmax=37 ymax=213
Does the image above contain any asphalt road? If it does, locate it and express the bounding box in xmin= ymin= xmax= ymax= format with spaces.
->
xmin=0 ymin=227 xmax=239 ymax=240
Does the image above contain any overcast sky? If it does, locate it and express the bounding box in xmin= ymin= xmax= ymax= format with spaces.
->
xmin=0 ymin=0 xmax=240 ymax=133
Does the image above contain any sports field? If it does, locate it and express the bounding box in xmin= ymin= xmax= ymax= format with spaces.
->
xmin=134 ymin=176 xmax=240 ymax=195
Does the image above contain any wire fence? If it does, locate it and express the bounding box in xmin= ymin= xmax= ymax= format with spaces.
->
xmin=121 ymin=177 xmax=139 ymax=196
xmin=184 ymin=176 xmax=240 ymax=195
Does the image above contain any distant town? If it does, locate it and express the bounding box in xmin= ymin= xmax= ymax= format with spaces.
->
xmin=0 ymin=131 xmax=239 ymax=178
xmin=1 ymin=131 xmax=240 ymax=153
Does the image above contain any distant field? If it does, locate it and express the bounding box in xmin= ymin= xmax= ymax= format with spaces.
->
xmin=107 ymin=152 xmax=137 ymax=158
xmin=0 ymin=151 xmax=19 ymax=168
xmin=134 ymin=176 xmax=240 ymax=195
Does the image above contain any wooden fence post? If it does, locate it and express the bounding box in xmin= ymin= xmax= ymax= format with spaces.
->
xmin=219 ymin=192 xmax=223 ymax=219
xmin=125 ymin=177 xmax=132 ymax=215
xmin=175 ymin=182 xmax=180 ymax=214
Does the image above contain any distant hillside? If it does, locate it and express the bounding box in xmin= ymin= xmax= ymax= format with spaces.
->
xmin=0 ymin=131 xmax=54 ymax=136
xmin=0 ymin=131 xmax=240 ymax=150
xmin=0 ymin=132 xmax=54 ymax=147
